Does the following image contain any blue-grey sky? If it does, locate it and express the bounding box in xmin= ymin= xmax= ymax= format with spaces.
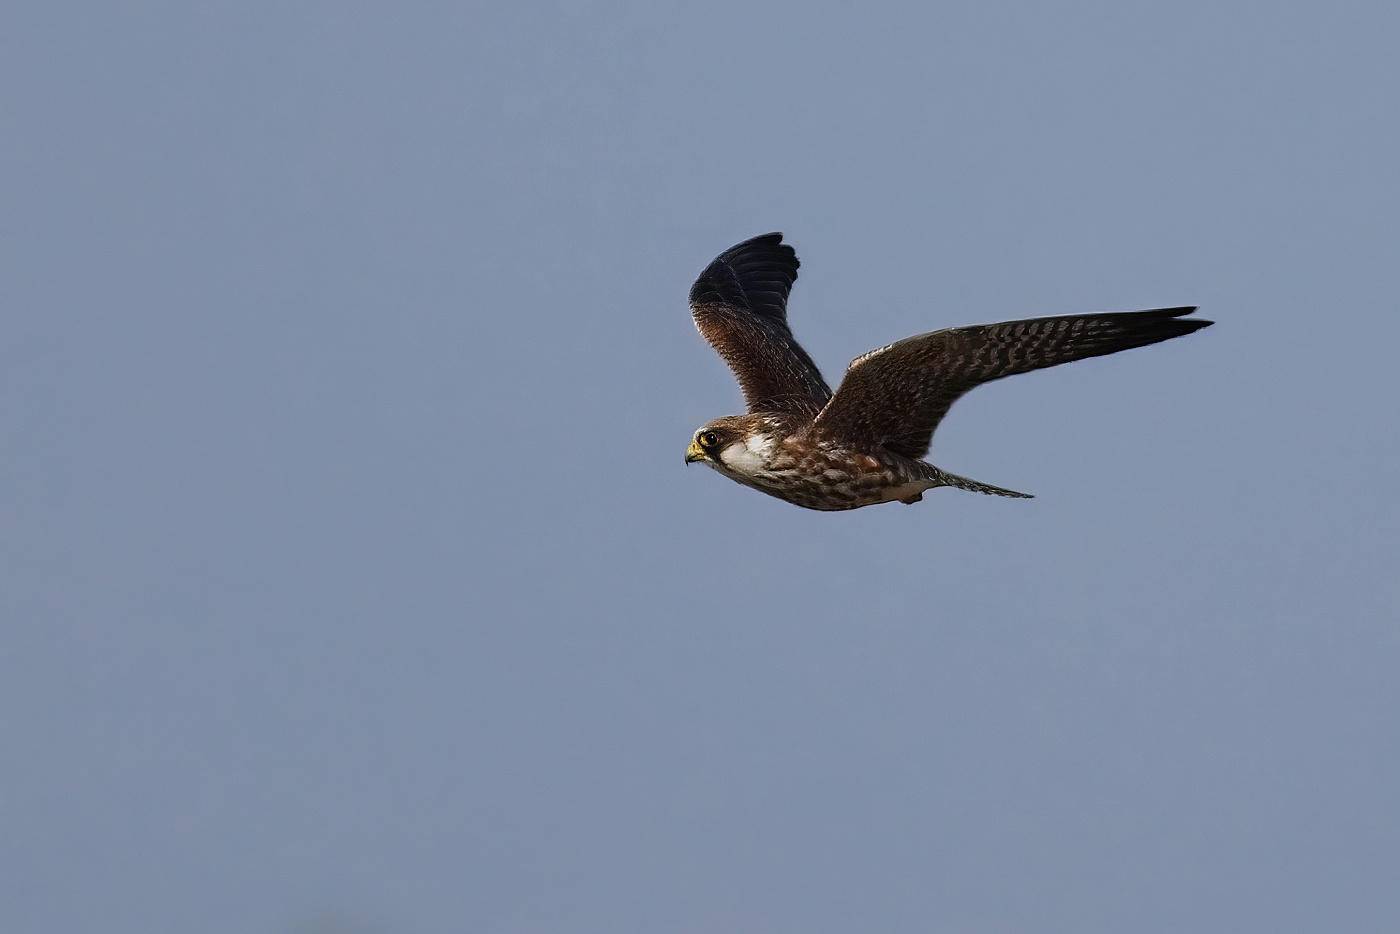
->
xmin=3 ymin=2 xmax=1398 ymax=932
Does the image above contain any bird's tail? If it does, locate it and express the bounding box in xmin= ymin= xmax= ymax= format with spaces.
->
xmin=930 ymin=467 xmax=1034 ymax=499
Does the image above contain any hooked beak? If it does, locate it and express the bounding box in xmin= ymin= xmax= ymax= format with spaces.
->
xmin=684 ymin=439 xmax=706 ymax=464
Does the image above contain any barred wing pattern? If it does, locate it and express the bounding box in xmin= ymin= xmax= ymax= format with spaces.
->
xmin=812 ymin=307 xmax=1212 ymax=460
xmin=689 ymin=233 xmax=832 ymax=417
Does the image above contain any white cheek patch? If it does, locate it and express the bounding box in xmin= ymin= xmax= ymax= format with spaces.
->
xmin=719 ymin=439 xmax=767 ymax=475
xmin=745 ymin=433 xmax=775 ymax=459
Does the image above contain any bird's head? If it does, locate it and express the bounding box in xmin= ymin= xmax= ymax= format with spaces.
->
xmin=685 ymin=415 xmax=779 ymax=478
xmin=685 ymin=421 xmax=737 ymax=465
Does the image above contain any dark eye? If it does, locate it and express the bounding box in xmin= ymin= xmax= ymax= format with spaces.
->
xmin=699 ymin=431 xmax=719 ymax=448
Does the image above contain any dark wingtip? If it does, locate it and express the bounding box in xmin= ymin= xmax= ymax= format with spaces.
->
xmin=689 ymin=233 xmax=800 ymax=313
xmin=1133 ymin=306 xmax=1213 ymax=339
xmin=1159 ymin=306 xmax=1213 ymax=326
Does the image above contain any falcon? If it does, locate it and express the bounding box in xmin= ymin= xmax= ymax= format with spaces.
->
xmin=684 ymin=232 xmax=1212 ymax=511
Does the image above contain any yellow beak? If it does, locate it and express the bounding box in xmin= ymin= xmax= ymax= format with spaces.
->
xmin=685 ymin=440 xmax=706 ymax=463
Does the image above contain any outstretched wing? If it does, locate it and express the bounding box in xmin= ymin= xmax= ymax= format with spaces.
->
xmin=812 ymin=307 xmax=1213 ymax=459
xmin=689 ymin=233 xmax=832 ymax=417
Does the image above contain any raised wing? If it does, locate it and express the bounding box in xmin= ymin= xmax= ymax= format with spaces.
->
xmin=812 ymin=307 xmax=1213 ymax=459
xmin=689 ymin=233 xmax=832 ymax=417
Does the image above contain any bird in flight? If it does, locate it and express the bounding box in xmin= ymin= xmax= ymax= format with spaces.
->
xmin=684 ymin=233 xmax=1212 ymax=511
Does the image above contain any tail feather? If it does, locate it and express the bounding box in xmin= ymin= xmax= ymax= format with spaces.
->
xmin=932 ymin=468 xmax=1034 ymax=499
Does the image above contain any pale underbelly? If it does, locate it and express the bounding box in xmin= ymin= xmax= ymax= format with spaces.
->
xmin=734 ymin=470 xmax=935 ymax=512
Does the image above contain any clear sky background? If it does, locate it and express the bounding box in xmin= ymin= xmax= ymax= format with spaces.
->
xmin=3 ymin=3 xmax=1398 ymax=932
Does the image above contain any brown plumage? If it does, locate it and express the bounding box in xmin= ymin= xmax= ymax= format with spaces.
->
xmin=684 ymin=233 xmax=1212 ymax=511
